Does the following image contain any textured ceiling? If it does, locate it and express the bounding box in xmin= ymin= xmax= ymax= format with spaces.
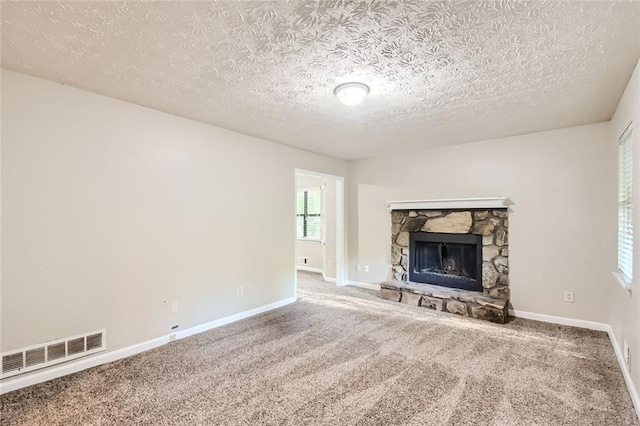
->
xmin=2 ymin=1 xmax=639 ymax=160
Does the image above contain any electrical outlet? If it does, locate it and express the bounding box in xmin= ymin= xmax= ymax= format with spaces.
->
xmin=329 ymin=260 xmax=334 ymax=268
xmin=297 ymin=256 xmax=307 ymax=265
xmin=356 ymin=264 xmax=361 ymax=272
xmin=169 ymin=333 xmax=177 ymax=341
xmin=364 ymin=265 xmax=369 ymax=272
xmin=624 ymin=340 xmax=631 ymax=371
xmin=171 ymin=301 xmax=179 ymax=313
xmin=563 ymin=291 xmax=574 ymax=303
xmin=237 ymin=286 xmax=243 ymax=297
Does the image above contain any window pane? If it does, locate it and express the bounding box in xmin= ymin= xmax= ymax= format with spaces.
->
xmin=306 ymin=189 xmax=322 ymax=215
xmin=618 ymin=127 xmax=634 ymax=283
xmin=306 ymin=216 xmax=321 ymax=239
xmin=297 ymin=216 xmax=304 ymax=238
xmin=297 ymin=190 xmax=305 ymax=215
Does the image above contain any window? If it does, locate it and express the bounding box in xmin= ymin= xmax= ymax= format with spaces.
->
xmin=618 ymin=125 xmax=634 ymax=285
xmin=297 ymin=188 xmax=321 ymax=239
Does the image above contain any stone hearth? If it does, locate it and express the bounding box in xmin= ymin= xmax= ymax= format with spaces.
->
xmin=380 ymin=281 xmax=508 ymax=323
xmin=382 ymin=207 xmax=510 ymax=323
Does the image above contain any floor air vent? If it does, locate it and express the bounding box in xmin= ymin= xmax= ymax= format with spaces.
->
xmin=1 ymin=329 xmax=106 ymax=379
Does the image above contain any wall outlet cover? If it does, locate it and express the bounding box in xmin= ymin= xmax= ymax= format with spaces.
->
xmin=563 ymin=291 xmax=574 ymax=303
xmin=624 ymin=340 xmax=631 ymax=371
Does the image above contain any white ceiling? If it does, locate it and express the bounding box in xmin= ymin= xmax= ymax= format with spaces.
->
xmin=2 ymin=1 xmax=639 ymax=160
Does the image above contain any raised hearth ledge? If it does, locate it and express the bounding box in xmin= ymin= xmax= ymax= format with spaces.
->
xmin=381 ymin=280 xmax=509 ymax=323
xmin=387 ymin=197 xmax=511 ymax=211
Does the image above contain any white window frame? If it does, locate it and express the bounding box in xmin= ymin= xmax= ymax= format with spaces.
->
xmin=297 ymin=187 xmax=322 ymax=241
xmin=614 ymin=122 xmax=634 ymax=294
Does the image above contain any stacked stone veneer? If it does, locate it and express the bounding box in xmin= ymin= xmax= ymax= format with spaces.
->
xmin=383 ymin=208 xmax=510 ymax=323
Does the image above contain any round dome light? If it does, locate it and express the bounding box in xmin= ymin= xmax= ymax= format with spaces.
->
xmin=334 ymin=82 xmax=370 ymax=106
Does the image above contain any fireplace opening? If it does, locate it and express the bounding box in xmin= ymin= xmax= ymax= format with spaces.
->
xmin=409 ymin=232 xmax=483 ymax=292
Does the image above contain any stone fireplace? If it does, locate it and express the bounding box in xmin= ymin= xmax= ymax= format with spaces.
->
xmin=409 ymin=232 xmax=483 ymax=291
xmin=380 ymin=198 xmax=510 ymax=323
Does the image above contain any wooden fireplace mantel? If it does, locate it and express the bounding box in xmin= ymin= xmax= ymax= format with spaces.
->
xmin=387 ymin=197 xmax=511 ymax=211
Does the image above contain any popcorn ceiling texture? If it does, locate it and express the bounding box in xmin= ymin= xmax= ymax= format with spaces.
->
xmin=1 ymin=1 xmax=639 ymax=159
xmin=0 ymin=272 xmax=637 ymax=425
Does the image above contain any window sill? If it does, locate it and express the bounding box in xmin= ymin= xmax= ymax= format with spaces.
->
xmin=612 ymin=271 xmax=633 ymax=297
xmin=297 ymin=238 xmax=321 ymax=243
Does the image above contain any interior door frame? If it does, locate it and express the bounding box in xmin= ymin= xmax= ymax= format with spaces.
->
xmin=294 ymin=169 xmax=346 ymax=296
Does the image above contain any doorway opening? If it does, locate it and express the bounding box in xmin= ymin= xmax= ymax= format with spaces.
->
xmin=294 ymin=169 xmax=345 ymax=295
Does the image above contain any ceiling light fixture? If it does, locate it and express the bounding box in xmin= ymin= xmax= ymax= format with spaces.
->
xmin=334 ymin=82 xmax=370 ymax=106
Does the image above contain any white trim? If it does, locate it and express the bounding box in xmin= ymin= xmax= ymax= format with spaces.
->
xmin=347 ymin=280 xmax=381 ymax=291
xmin=296 ymin=267 xmax=336 ymax=283
xmin=0 ymin=297 xmax=296 ymax=395
xmin=388 ymin=197 xmax=510 ymax=211
xmin=335 ymin=178 xmax=346 ymax=287
xmin=607 ymin=326 xmax=640 ymax=418
xmin=619 ymin=120 xmax=633 ymax=140
xmin=296 ymin=266 xmax=323 ymax=274
xmin=297 ymin=238 xmax=321 ymax=242
xmin=322 ymin=272 xmax=336 ymax=283
xmin=613 ymin=271 xmax=633 ymax=296
xmin=508 ymin=309 xmax=609 ymax=332
xmin=173 ymin=297 xmax=296 ymax=341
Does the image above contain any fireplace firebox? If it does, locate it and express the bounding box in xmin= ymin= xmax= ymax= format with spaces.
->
xmin=409 ymin=232 xmax=483 ymax=292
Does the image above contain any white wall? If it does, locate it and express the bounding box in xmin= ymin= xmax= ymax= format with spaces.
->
xmin=609 ymin=60 xmax=640 ymax=397
xmin=295 ymin=240 xmax=323 ymax=270
xmin=0 ymin=70 xmax=347 ymax=358
xmin=322 ymin=177 xmax=337 ymax=280
xmin=348 ymin=121 xmax=616 ymax=323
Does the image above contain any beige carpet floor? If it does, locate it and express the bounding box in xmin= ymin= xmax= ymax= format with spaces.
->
xmin=1 ymin=271 xmax=638 ymax=425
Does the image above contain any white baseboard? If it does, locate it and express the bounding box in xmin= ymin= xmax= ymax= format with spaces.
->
xmin=322 ymin=273 xmax=336 ymax=283
xmin=347 ymin=280 xmax=381 ymax=291
xmin=296 ymin=266 xmax=336 ymax=283
xmin=607 ymin=326 xmax=640 ymax=419
xmin=508 ymin=309 xmax=610 ymax=332
xmin=0 ymin=296 xmax=297 ymax=395
xmin=296 ymin=266 xmax=323 ymax=274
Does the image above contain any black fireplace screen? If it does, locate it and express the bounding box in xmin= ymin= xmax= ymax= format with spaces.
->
xmin=409 ymin=232 xmax=483 ymax=292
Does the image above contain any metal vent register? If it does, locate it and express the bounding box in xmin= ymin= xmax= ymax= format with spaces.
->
xmin=1 ymin=330 xmax=106 ymax=379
